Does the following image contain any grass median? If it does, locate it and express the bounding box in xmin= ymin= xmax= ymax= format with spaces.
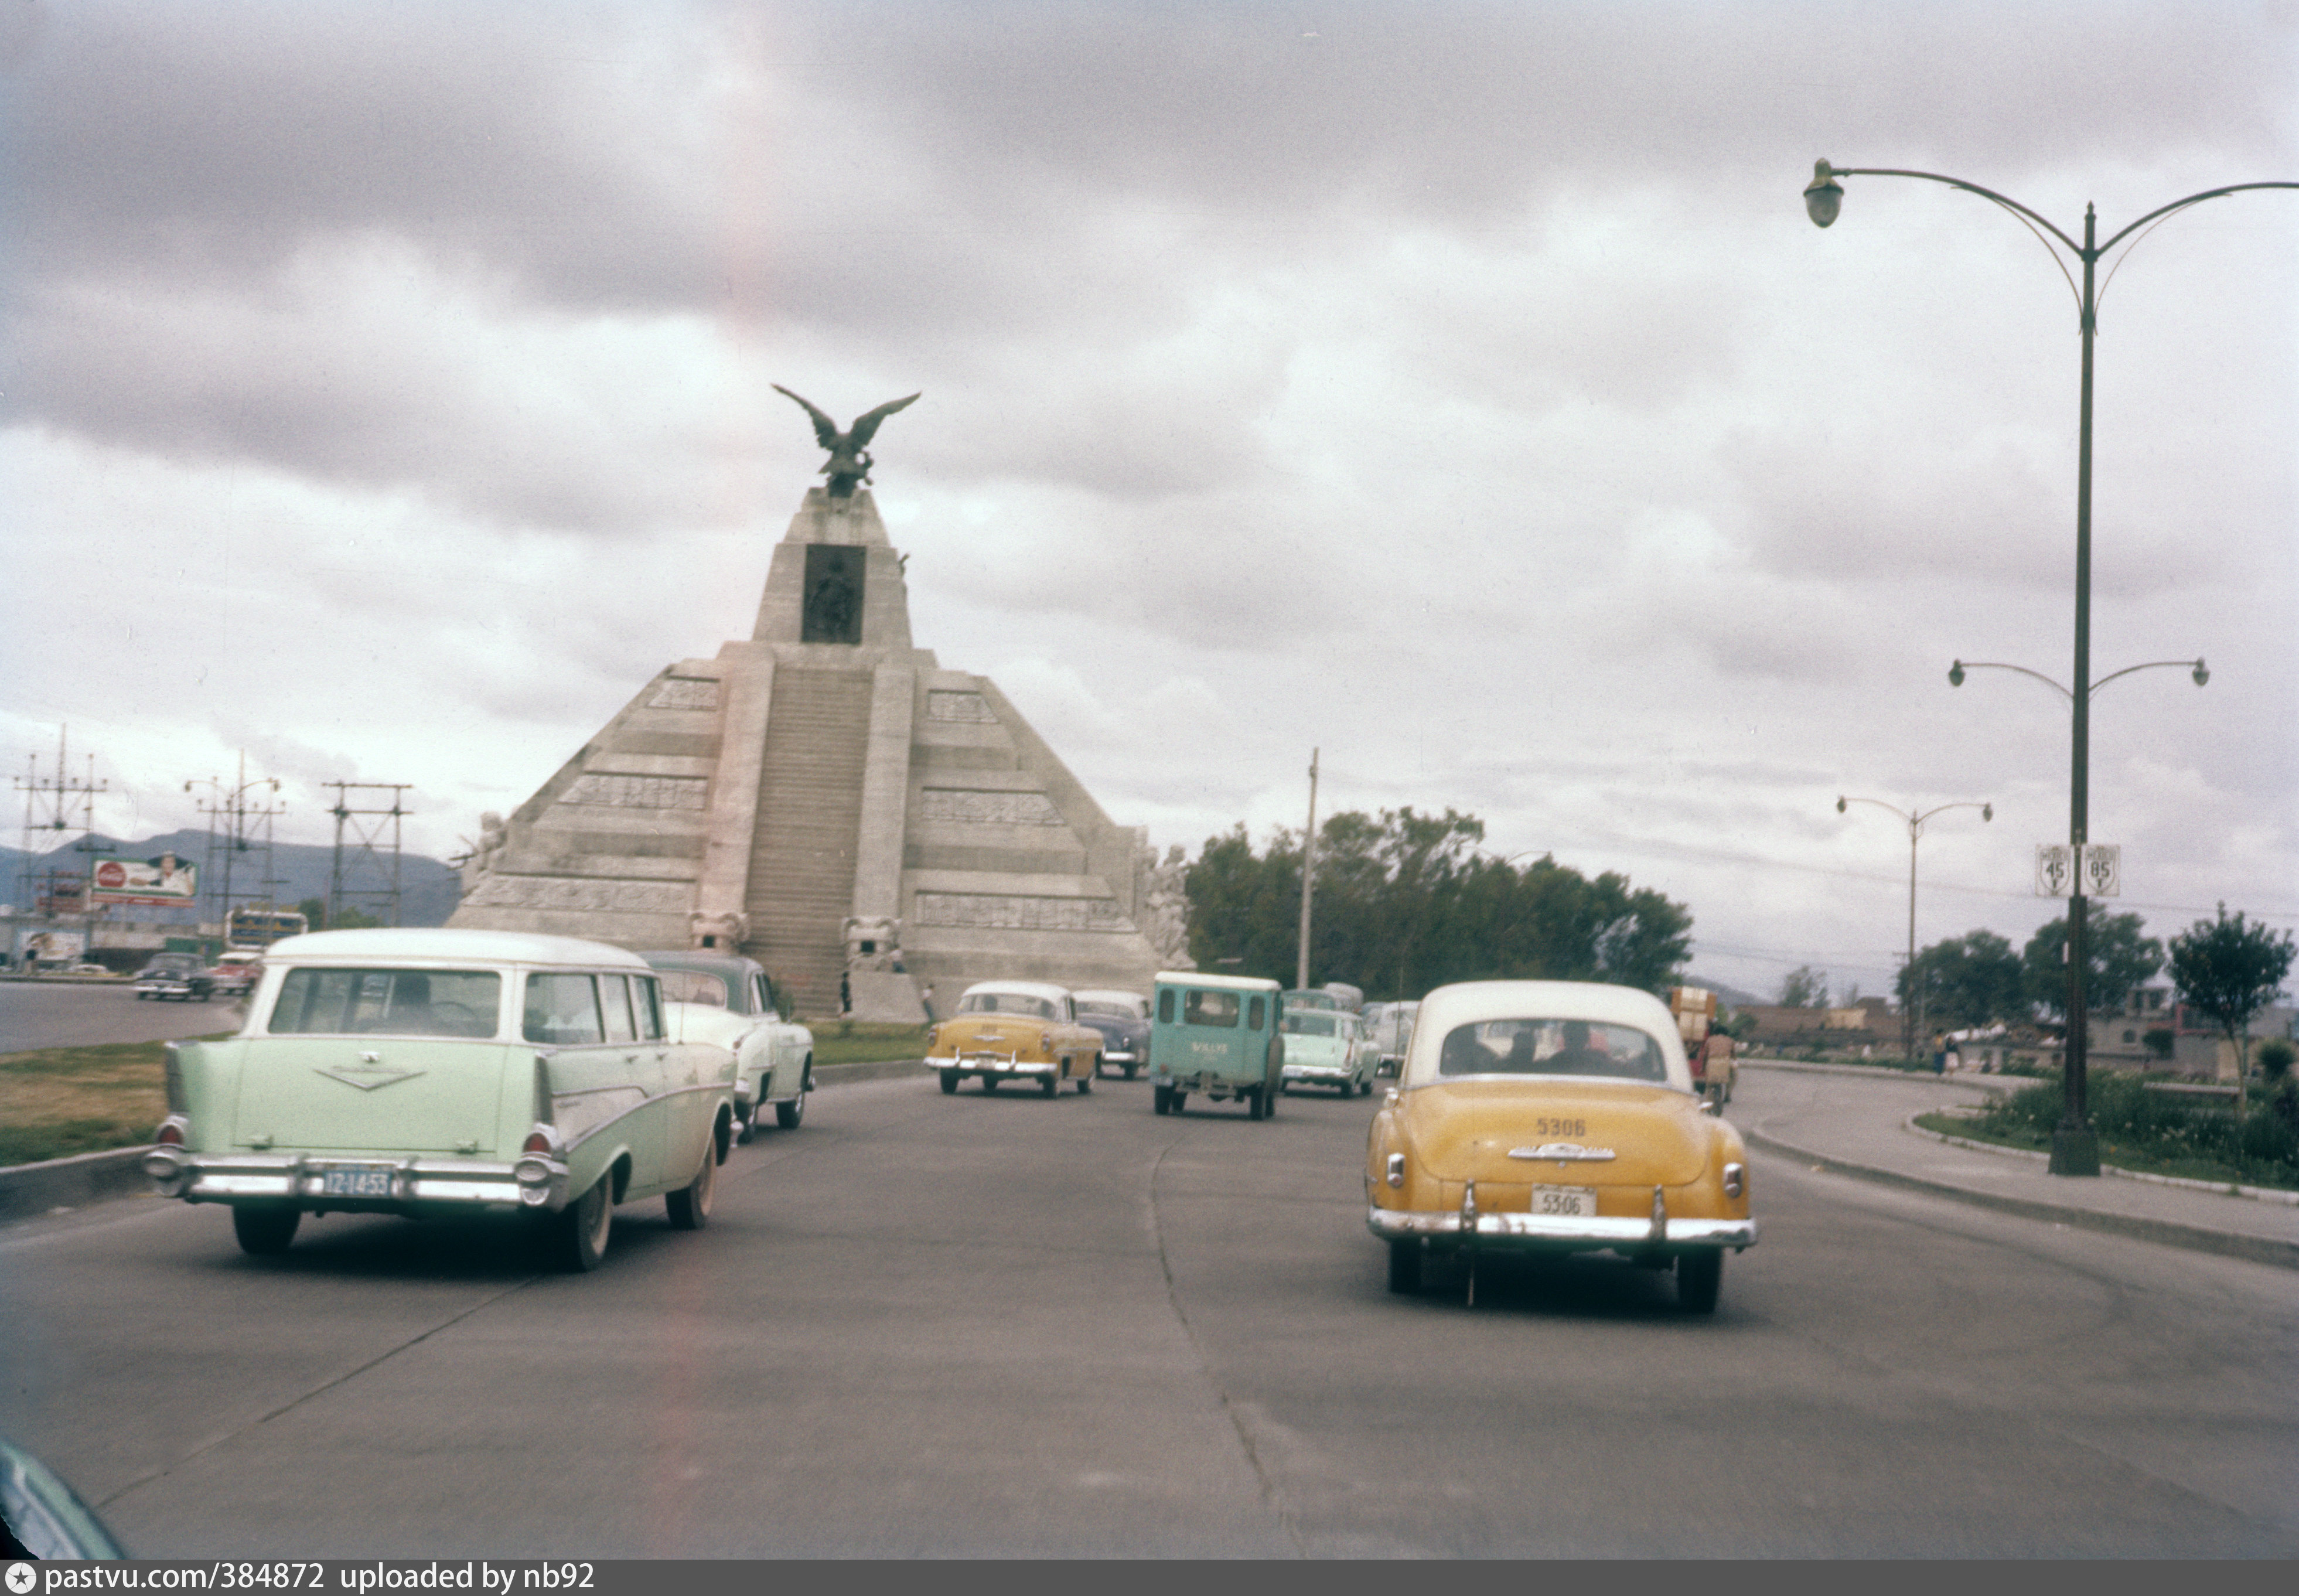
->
xmin=0 ymin=1021 xmax=931 ymax=1168
xmin=0 ymin=1035 xmax=229 ymax=1167
xmin=806 ymin=1020 xmax=929 ymax=1067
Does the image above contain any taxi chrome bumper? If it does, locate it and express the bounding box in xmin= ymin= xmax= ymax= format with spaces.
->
xmin=1367 ymin=1191 xmax=1756 ymax=1252
xmin=927 ymin=1053 xmax=1058 ymax=1079
xmin=143 ymin=1148 xmax=567 ymax=1212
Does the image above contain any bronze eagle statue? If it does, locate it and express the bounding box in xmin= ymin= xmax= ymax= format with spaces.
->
xmin=773 ymin=384 xmax=921 ymax=497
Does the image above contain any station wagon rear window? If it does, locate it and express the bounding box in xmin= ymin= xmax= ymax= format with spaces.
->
xmin=268 ymin=968 xmax=502 ymax=1037
xmin=1437 ymin=1018 xmax=1669 ymax=1082
xmin=959 ymin=991 xmax=1057 ymax=1018
xmin=1282 ymin=1012 xmax=1339 ymax=1036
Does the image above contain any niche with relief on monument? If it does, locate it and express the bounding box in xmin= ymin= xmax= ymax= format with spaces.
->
xmin=801 ymin=545 xmax=865 ymax=644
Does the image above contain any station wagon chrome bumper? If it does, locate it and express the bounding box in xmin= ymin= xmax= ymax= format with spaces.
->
xmin=1282 ymin=1063 xmax=1352 ymax=1082
xmin=1367 ymin=1197 xmax=1755 ymax=1251
xmin=143 ymin=1148 xmax=564 ymax=1212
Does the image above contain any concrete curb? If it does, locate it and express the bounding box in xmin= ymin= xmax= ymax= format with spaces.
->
xmin=0 ymin=1146 xmax=155 ymax=1224
xmin=1741 ymin=1059 xmax=2013 ymax=1092
xmin=1742 ymin=1124 xmax=2299 ymax=1273
xmin=1902 ymin=1112 xmax=2299 ymax=1207
xmin=0 ymin=1058 xmax=936 ymax=1226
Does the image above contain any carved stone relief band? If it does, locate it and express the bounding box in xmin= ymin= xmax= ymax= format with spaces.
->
xmin=461 ymin=876 xmax=691 ymax=914
xmin=913 ymin=892 xmax=1128 ymax=932
xmin=647 ymin=678 xmax=721 ymax=711
xmin=920 ymin=789 xmax=1062 ymax=826
xmin=559 ymin=773 xmax=710 ymax=810
xmin=926 ymin=691 xmax=998 ymax=724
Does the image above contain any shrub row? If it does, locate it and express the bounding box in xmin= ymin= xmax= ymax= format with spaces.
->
xmin=1974 ymin=1072 xmax=2299 ymax=1185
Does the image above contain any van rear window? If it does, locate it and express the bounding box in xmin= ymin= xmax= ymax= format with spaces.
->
xmin=269 ymin=969 xmax=501 ymax=1037
xmin=1183 ymin=990 xmax=1239 ymax=1028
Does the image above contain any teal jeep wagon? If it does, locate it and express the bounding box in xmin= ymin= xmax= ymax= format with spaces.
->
xmin=143 ymin=927 xmax=739 ymax=1270
xmin=1148 ymin=971 xmax=1285 ymax=1120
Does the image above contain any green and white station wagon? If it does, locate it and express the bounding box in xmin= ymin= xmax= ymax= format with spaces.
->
xmin=142 ymin=928 xmax=740 ymax=1270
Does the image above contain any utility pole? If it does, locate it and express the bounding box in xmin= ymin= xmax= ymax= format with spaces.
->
xmin=1297 ymin=748 xmax=1319 ymax=992
xmin=13 ymin=729 xmax=107 ymax=963
xmin=328 ymin=782 xmax=412 ymax=928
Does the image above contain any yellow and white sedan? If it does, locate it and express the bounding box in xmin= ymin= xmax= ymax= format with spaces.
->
xmin=1365 ymin=980 xmax=1755 ymax=1312
xmin=925 ymin=980 xmax=1102 ymax=1097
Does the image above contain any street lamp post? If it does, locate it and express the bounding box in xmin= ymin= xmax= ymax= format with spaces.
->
xmin=1946 ymin=655 xmax=2207 ymax=1141
xmin=1836 ymin=796 xmax=1991 ymax=1065
xmin=1804 ymin=159 xmax=2292 ymax=1175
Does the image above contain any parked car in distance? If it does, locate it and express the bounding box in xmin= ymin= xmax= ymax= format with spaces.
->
xmin=640 ymin=949 xmax=814 ymax=1141
xmin=1073 ymin=988 xmax=1151 ymax=1079
xmin=1150 ymin=972 xmax=1285 ymax=1119
xmin=1279 ymin=1004 xmax=1375 ymax=1095
xmin=206 ymin=951 xmax=261 ymax=998
xmin=133 ymin=953 xmax=213 ymax=1002
xmin=926 ymin=981 xmax=1101 ymax=1096
xmin=1366 ymin=980 xmax=1755 ymax=1312
xmin=142 ymin=928 xmax=739 ymax=1271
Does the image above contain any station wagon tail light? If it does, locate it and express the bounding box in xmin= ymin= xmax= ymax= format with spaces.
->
xmin=155 ymin=1116 xmax=187 ymax=1147
xmin=1723 ymin=1162 xmax=1747 ymax=1200
xmin=520 ymin=1126 xmax=562 ymax=1160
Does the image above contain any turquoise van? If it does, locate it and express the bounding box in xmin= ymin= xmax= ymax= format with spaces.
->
xmin=1149 ymin=971 xmax=1285 ymax=1120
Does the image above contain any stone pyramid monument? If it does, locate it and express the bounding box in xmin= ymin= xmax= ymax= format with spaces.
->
xmin=449 ymin=486 xmax=1189 ymax=1018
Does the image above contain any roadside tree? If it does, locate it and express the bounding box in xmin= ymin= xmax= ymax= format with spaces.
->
xmin=1899 ymin=930 xmax=2024 ymax=1031
xmin=2020 ymin=910 xmax=2162 ymax=1021
xmin=1778 ymin=966 xmax=1829 ymax=1008
xmin=2168 ymin=904 xmax=2297 ymax=1115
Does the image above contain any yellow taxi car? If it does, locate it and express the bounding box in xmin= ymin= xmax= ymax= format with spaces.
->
xmin=1366 ymin=980 xmax=1755 ymax=1312
xmin=925 ymin=980 xmax=1103 ymax=1097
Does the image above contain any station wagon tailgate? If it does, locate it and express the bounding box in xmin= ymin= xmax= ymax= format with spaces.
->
xmin=229 ymin=1038 xmax=524 ymax=1154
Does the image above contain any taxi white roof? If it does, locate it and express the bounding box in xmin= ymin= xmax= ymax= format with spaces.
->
xmin=960 ymin=979 xmax=1073 ymax=1003
xmin=260 ymin=927 xmax=652 ymax=970
xmin=1405 ymin=980 xmax=1689 ymax=1089
xmin=1154 ymin=970 xmax=1281 ymax=993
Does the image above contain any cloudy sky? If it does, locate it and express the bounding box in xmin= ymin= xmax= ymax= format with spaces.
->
xmin=5 ymin=0 xmax=2294 ymax=1000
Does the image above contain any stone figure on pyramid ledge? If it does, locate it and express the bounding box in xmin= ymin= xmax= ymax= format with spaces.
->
xmin=842 ymin=915 xmax=903 ymax=973
xmin=774 ymin=385 xmax=920 ymax=499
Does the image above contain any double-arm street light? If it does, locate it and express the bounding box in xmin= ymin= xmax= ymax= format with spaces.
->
xmin=1836 ymin=795 xmax=1991 ymax=1065
xmin=1804 ymin=160 xmax=2293 ymax=1175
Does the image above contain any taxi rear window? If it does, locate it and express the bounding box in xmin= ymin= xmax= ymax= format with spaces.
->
xmin=1437 ymin=1018 xmax=1669 ymax=1082
xmin=269 ymin=969 xmax=501 ymax=1037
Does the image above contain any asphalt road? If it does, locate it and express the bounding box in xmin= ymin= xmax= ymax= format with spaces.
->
xmin=0 ymin=978 xmax=246 ymax=1056
xmin=3 ymin=1069 xmax=2293 ymax=1557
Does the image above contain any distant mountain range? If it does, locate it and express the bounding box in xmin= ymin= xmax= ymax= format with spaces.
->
xmin=2 ymin=830 xmax=461 ymax=926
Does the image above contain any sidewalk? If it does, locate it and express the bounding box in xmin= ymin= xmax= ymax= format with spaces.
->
xmin=1734 ymin=1061 xmax=2299 ymax=1271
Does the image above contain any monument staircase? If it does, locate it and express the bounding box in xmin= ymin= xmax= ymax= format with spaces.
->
xmin=745 ymin=666 xmax=875 ymax=1016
